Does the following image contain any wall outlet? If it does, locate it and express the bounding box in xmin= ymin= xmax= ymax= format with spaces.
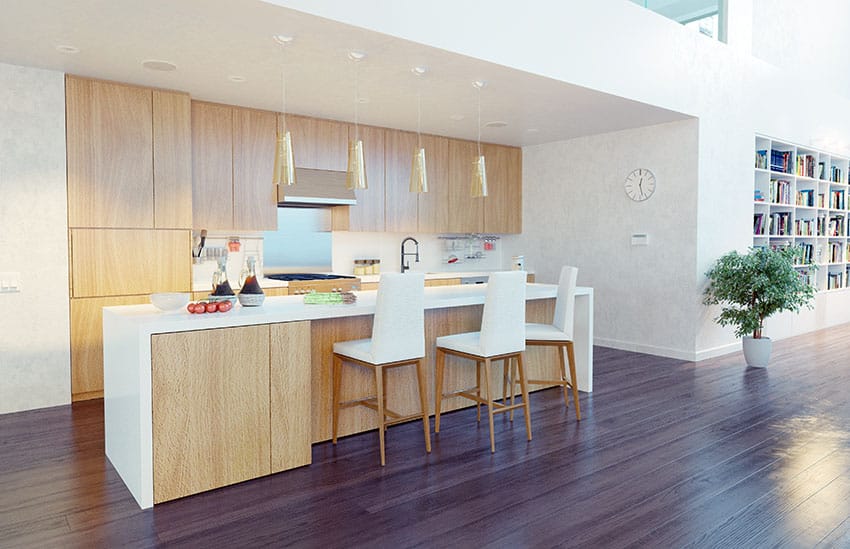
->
xmin=0 ymin=271 xmax=21 ymax=293
xmin=631 ymin=233 xmax=649 ymax=246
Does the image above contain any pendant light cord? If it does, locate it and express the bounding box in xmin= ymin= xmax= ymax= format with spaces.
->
xmin=281 ymin=54 xmax=287 ymax=133
xmin=476 ymin=84 xmax=482 ymax=157
xmin=354 ymin=61 xmax=359 ymax=141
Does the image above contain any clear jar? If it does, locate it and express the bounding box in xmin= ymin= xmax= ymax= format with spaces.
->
xmin=354 ymin=260 xmax=367 ymax=276
xmin=371 ymin=259 xmax=381 ymax=274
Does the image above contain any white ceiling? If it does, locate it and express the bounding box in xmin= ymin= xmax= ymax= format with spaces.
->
xmin=0 ymin=0 xmax=691 ymax=147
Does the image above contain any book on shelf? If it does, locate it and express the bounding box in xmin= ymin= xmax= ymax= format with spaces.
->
xmin=831 ymin=190 xmax=845 ymax=210
xmin=796 ymin=242 xmax=814 ymax=264
xmin=796 ymin=189 xmax=815 ymax=207
xmin=754 ymin=189 xmax=765 ymax=202
xmin=794 ymin=217 xmax=816 ymax=236
xmin=827 ymin=272 xmax=843 ymax=290
xmin=831 ymin=165 xmax=843 ymax=183
xmin=828 ymin=214 xmax=845 ymax=237
xmin=796 ymin=154 xmax=817 ymax=178
xmin=830 ymin=242 xmax=843 ymax=263
xmin=768 ymin=212 xmax=791 ymax=236
xmin=818 ymin=193 xmax=826 ymax=208
xmin=769 ymin=178 xmax=792 ymax=204
xmin=754 ymin=213 xmax=765 ymax=235
xmin=818 ymin=162 xmax=826 ymax=179
xmin=770 ymin=150 xmax=793 ymax=173
xmin=817 ymin=214 xmax=827 ymax=236
xmin=755 ymin=149 xmax=768 ymax=169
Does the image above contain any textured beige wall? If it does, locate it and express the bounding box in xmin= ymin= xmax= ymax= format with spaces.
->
xmin=0 ymin=63 xmax=70 ymax=414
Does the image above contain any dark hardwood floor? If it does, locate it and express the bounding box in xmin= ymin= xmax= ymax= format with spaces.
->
xmin=3 ymin=328 xmax=850 ymax=548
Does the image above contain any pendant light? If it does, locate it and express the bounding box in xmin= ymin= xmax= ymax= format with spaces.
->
xmin=409 ymin=66 xmax=429 ymax=193
xmin=471 ymin=80 xmax=488 ymax=198
xmin=347 ymin=51 xmax=367 ymax=190
xmin=272 ymin=34 xmax=296 ymax=187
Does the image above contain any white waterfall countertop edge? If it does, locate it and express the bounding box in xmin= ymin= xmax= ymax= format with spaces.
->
xmin=103 ymin=282 xmax=593 ymax=510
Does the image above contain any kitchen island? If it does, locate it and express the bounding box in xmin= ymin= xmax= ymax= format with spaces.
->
xmin=103 ymin=283 xmax=593 ymax=508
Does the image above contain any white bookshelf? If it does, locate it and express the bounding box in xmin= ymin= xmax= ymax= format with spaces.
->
xmin=754 ymin=135 xmax=850 ymax=292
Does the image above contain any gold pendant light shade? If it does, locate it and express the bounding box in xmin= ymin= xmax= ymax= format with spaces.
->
xmin=346 ymin=139 xmax=367 ymax=190
xmin=471 ymin=155 xmax=488 ymax=198
xmin=409 ymin=147 xmax=428 ymax=193
xmin=272 ymin=130 xmax=296 ymax=186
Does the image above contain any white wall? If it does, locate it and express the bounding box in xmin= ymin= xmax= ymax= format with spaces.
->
xmin=504 ymin=119 xmax=699 ymax=358
xmin=0 ymin=63 xmax=70 ymax=413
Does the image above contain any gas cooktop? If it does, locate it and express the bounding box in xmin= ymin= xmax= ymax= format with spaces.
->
xmin=265 ymin=273 xmax=357 ymax=282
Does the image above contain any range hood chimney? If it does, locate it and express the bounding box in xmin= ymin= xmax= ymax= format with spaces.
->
xmin=278 ymin=168 xmax=356 ymax=206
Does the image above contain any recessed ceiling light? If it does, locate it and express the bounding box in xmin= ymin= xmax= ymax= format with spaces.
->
xmin=526 ymin=128 xmax=540 ymax=133
xmin=411 ymin=66 xmax=427 ymax=76
xmin=358 ymin=97 xmax=369 ymax=104
xmin=484 ymin=121 xmax=508 ymax=128
xmin=449 ymin=114 xmax=465 ymax=121
xmin=273 ymin=34 xmax=294 ymax=45
xmin=472 ymin=80 xmax=487 ymax=90
xmin=229 ymin=75 xmax=246 ymax=83
xmin=348 ymin=50 xmax=367 ymax=61
xmin=56 ymin=45 xmax=79 ymax=54
xmin=142 ymin=59 xmax=177 ymax=72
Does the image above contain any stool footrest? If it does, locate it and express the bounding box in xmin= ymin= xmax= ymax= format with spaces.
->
xmin=527 ymin=378 xmax=574 ymax=388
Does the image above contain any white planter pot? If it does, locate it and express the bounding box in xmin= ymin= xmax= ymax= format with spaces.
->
xmin=742 ymin=336 xmax=772 ymax=367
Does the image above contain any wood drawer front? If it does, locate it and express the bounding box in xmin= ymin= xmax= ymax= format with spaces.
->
xmin=70 ymin=229 xmax=190 ymax=297
xmin=152 ymin=325 xmax=272 ymax=503
xmin=264 ymin=287 xmax=289 ymax=297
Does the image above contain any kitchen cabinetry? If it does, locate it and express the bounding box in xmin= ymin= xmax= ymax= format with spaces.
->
xmin=286 ymin=114 xmax=349 ymax=171
xmin=483 ymin=143 xmax=522 ymax=234
xmin=70 ymin=229 xmax=190 ymax=298
xmin=152 ymin=325 xmax=272 ymax=503
xmin=66 ymin=76 xmax=192 ymax=229
xmin=191 ymin=101 xmax=277 ymax=231
xmin=149 ymin=321 xmax=311 ymax=503
xmin=418 ymin=135 xmax=451 ymax=233
xmin=264 ymin=287 xmax=289 ymax=297
xmin=335 ymin=125 xmax=386 ymax=232
xmin=70 ymin=295 xmax=150 ymax=399
xmin=384 ymin=130 xmax=419 ymax=233
xmin=447 ymin=139 xmax=485 ymax=233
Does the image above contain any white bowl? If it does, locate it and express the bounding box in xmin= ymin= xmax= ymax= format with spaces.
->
xmin=150 ymin=292 xmax=190 ymax=311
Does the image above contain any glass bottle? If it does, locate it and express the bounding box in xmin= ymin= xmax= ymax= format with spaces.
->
xmin=239 ymin=256 xmax=264 ymax=295
xmin=211 ymin=256 xmax=235 ymax=296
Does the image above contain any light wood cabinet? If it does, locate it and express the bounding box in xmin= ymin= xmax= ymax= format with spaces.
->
xmin=233 ymin=107 xmax=278 ymax=230
xmin=153 ymin=90 xmax=193 ymax=229
xmin=418 ymin=135 xmax=450 ymax=233
xmin=152 ymin=325 xmax=271 ymax=503
xmin=447 ymin=139 xmax=485 ymax=233
xmin=287 ymin=114 xmax=349 ymax=171
xmin=66 ymin=76 xmax=154 ymax=228
xmin=192 ymin=101 xmax=278 ymax=231
xmin=70 ymin=229 xmax=190 ymax=297
xmin=482 ymin=143 xmax=522 ymax=234
xmin=346 ymin=125 xmax=385 ymax=232
xmin=191 ymin=101 xmax=233 ymax=230
xmin=71 ymin=294 xmax=150 ymax=400
xmin=270 ymin=321 xmax=312 ymax=473
xmin=385 ymin=130 xmax=419 ymax=233
xmin=264 ymin=287 xmax=289 ymax=297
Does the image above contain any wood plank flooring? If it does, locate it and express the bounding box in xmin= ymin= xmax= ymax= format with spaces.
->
xmin=2 ymin=327 xmax=850 ymax=548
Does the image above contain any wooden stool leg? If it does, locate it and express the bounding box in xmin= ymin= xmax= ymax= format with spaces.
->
xmin=332 ymin=354 xmax=342 ymax=444
xmin=482 ymin=358 xmax=496 ymax=453
xmin=558 ymin=344 xmax=570 ymax=409
xmin=415 ymin=359 xmax=431 ymax=453
xmin=566 ymin=341 xmax=581 ymax=421
xmin=435 ymin=348 xmax=445 ymax=433
xmin=516 ymin=352 xmax=532 ymax=441
xmin=375 ymin=365 xmax=386 ymax=466
xmin=509 ymin=357 xmax=516 ymax=422
xmin=476 ymin=361 xmax=482 ymax=422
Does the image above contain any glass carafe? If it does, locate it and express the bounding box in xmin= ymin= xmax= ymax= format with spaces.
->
xmin=211 ymin=256 xmax=235 ymax=296
xmin=239 ymin=256 xmax=264 ymax=295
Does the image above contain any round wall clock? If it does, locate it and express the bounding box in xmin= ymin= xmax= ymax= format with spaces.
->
xmin=624 ymin=168 xmax=656 ymax=202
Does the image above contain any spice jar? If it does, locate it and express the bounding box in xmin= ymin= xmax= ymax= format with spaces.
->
xmin=354 ymin=260 xmax=368 ymax=276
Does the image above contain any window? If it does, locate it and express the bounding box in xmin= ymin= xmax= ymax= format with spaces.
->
xmin=631 ymin=0 xmax=727 ymax=43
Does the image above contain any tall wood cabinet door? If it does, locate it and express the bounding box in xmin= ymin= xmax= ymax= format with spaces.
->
xmin=192 ymin=101 xmax=233 ymax=230
xmin=152 ymin=325 xmax=271 ymax=503
xmin=286 ymin=114 xmax=349 ymax=171
xmin=66 ymin=76 xmax=154 ymax=228
xmin=385 ymin=129 xmax=419 ymax=233
xmin=482 ymin=144 xmax=522 ymax=234
xmin=347 ymin=125 xmax=385 ymax=232
xmin=418 ymin=135 xmax=450 ymax=233
xmin=447 ymin=139 xmax=484 ymax=233
xmin=153 ymin=90 xmax=193 ymax=229
xmin=270 ymin=321 xmax=312 ymax=473
xmin=70 ymin=294 xmax=150 ymax=400
xmin=233 ymin=107 xmax=278 ymax=230
xmin=70 ymin=229 xmax=190 ymax=297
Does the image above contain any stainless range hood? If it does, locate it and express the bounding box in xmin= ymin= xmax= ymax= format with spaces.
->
xmin=278 ymin=168 xmax=356 ymax=206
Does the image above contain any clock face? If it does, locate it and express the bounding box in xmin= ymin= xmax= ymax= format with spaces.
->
xmin=624 ymin=168 xmax=656 ymax=202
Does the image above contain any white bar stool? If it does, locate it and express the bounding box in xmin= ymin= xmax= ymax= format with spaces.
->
xmin=332 ymin=273 xmax=430 ymax=466
xmin=510 ymin=265 xmax=581 ymax=420
xmin=433 ymin=271 xmax=531 ymax=453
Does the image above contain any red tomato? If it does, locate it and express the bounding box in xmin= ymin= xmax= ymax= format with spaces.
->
xmin=205 ymin=302 xmax=218 ymax=313
xmin=186 ymin=303 xmax=196 ymax=313
xmin=217 ymin=300 xmax=233 ymax=312
xmin=194 ymin=303 xmax=207 ymax=314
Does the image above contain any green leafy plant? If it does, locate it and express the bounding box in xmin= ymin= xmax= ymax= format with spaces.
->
xmin=703 ymin=247 xmax=816 ymax=339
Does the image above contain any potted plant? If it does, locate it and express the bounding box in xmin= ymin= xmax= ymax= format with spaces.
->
xmin=703 ymin=246 xmax=816 ymax=367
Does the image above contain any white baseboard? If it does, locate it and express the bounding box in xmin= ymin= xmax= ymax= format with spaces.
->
xmin=594 ymin=337 xmax=698 ymax=362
